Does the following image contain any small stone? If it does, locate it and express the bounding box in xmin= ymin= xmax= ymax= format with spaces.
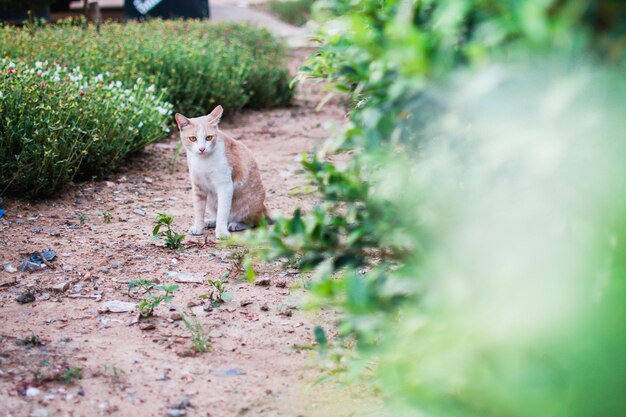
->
xmin=63 ymin=265 xmax=73 ymax=271
xmin=254 ymin=278 xmax=271 ymax=287
xmin=156 ymin=373 xmax=170 ymax=381
xmin=240 ymin=299 xmax=253 ymax=307
xmin=167 ymin=409 xmax=186 ymax=417
xmin=260 ymin=304 xmax=269 ymax=312
xmin=49 ymin=282 xmax=70 ymax=292
xmin=170 ymin=312 xmax=182 ymax=321
xmin=143 ymin=177 xmax=153 ymax=184
xmin=111 ymin=263 xmax=119 ymax=269
xmin=202 ymin=304 xmax=213 ymax=312
xmin=3 ymin=262 xmax=17 ymax=273
xmin=98 ymin=300 xmax=136 ymax=313
xmin=275 ymin=280 xmax=287 ymax=288
xmin=17 ymin=291 xmax=36 ymax=304
xmin=49 ymin=230 xmax=61 ymax=236
xmin=133 ymin=208 xmax=146 ymax=216
xmin=31 ymin=226 xmax=44 ymax=233
xmin=77 ymin=387 xmax=85 ymax=396
xmin=25 ymin=386 xmax=41 ymax=397
xmin=139 ymin=321 xmax=156 ymax=331
xmin=169 ymin=397 xmax=191 ymax=409
xmin=171 ymin=271 xmax=205 ymax=284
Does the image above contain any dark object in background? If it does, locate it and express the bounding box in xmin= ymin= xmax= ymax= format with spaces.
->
xmin=18 ymin=249 xmax=57 ymax=272
xmin=124 ymin=0 xmax=209 ymax=20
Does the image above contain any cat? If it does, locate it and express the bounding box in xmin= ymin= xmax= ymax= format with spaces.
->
xmin=174 ymin=105 xmax=270 ymax=239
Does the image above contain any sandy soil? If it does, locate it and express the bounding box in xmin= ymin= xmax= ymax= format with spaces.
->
xmin=0 ymin=49 xmax=376 ymax=417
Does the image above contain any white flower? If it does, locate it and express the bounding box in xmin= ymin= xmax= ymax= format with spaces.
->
xmin=146 ymin=84 xmax=155 ymax=92
xmin=115 ymin=81 xmax=122 ymax=88
xmin=157 ymin=106 xmax=169 ymax=115
xmin=8 ymin=61 xmax=15 ymax=68
xmin=35 ymin=61 xmax=43 ymax=68
xmin=138 ymin=122 xmax=144 ymax=128
xmin=0 ymin=91 xmax=3 ymax=98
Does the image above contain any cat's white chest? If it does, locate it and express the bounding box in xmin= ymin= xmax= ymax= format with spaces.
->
xmin=187 ymin=141 xmax=232 ymax=192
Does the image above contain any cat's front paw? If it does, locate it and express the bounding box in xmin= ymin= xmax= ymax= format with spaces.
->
xmin=215 ymin=228 xmax=231 ymax=240
xmin=188 ymin=225 xmax=204 ymax=235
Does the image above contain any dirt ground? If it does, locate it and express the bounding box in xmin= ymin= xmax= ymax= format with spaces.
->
xmin=0 ymin=48 xmax=379 ymax=417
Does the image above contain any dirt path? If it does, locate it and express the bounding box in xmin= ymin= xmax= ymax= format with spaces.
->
xmin=0 ymin=48 xmax=373 ymax=417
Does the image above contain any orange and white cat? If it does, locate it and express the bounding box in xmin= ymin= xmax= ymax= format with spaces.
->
xmin=175 ymin=105 xmax=269 ymax=239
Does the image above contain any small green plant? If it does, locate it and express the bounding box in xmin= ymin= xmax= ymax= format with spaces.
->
xmin=152 ymin=213 xmax=185 ymax=251
xmin=200 ymin=279 xmax=233 ymax=307
xmin=102 ymin=210 xmax=112 ymax=223
xmin=128 ymin=278 xmax=179 ymax=317
xmin=181 ymin=312 xmax=210 ymax=353
xmin=77 ymin=212 xmax=90 ymax=225
xmin=58 ymin=367 xmax=82 ymax=385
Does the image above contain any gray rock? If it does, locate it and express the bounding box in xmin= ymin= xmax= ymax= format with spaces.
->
xmin=133 ymin=208 xmax=146 ymax=216
xmin=3 ymin=262 xmax=17 ymax=273
xmin=17 ymin=291 xmax=36 ymax=304
xmin=98 ymin=300 xmax=136 ymax=313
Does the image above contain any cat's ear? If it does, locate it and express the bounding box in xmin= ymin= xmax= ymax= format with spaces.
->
xmin=175 ymin=113 xmax=191 ymax=130
xmin=207 ymin=105 xmax=223 ymax=126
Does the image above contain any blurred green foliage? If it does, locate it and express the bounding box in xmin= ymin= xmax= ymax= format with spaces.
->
xmin=268 ymin=0 xmax=315 ymax=26
xmin=248 ymin=0 xmax=626 ymax=415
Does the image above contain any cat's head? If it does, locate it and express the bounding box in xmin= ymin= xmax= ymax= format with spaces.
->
xmin=174 ymin=105 xmax=223 ymax=156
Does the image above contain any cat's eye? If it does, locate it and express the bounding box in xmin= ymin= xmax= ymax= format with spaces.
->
xmin=206 ymin=135 xmax=214 ymax=141
xmin=188 ymin=136 xmax=197 ymax=142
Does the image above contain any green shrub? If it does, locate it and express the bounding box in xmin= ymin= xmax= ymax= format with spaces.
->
xmin=0 ymin=59 xmax=171 ymax=197
xmin=268 ymin=0 xmax=314 ymax=26
xmin=0 ymin=19 xmax=293 ymax=115
xmin=248 ymin=0 xmax=626 ymax=416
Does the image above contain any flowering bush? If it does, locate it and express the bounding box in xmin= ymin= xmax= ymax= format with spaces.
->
xmin=0 ymin=59 xmax=171 ymax=197
xmin=0 ymin=19 xmax=293 ymax=115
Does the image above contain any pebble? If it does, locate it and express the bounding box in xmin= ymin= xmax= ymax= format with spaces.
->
xmin=133 ymin=208 xmax=146 ymax=216
xmin=240 ymin=299 xmax=253 ymax=307
xmin=260 ymin=304 xmax=269 ymax=311
xmin=171 ymin=312 xmax=183 ymax=321
xmin=63 ymin=265 xmax=73 ymax=271
xmin=254 ymin=278 xmax=271 ymax=287
xmin=111 ymin=263 xmax=119 ymax=269
xmin=77 ymin=387 xmax=85 ymax=396
xmin=169 ymin=397 xmax=191 ymax=410
xmin=49 ymin=282 xmax=70 ymax=292
xmin=139 ymin=322 xmax=156 ymax=331
xmin=25 ymin=387 xmax=41 ymax=397
xmin=17 ymin=291 xmax=36 ymax=304
xmin=98 ymin=300 xmax=136 ymax=313
xmin=49 ymin=230 xmax=61 ymax=236
xmin=31 ymin=226 xmax=44 ymax=233
xmin=3 ymin=262 xmax=17 ymax=273
xmin=167 ymin=410 xmax=186 ymax=417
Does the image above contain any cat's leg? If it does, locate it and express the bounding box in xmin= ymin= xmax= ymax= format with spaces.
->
xmin=204 ymin=203 xmax=216 ymax=229
xmin=215 ymin=183 xmax=234 ymax=239
xmin=228 ymin=222 xmax=248 ymax=232
xmin=189 ymin=187 xmax=207 ymax=235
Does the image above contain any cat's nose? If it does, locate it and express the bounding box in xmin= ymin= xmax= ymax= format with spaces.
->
xmin=199 ymin=147 xmax=206 ymax=153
